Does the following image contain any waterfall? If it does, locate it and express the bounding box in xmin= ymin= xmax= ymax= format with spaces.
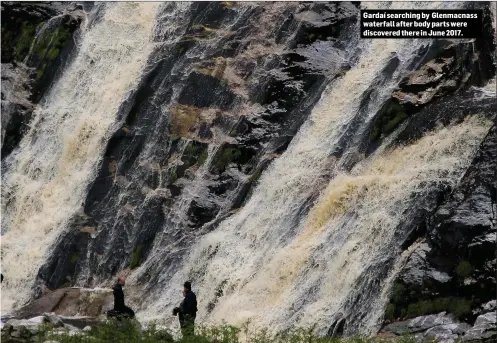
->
xmin=0 ymin=2 xmax=159 ymax=312
xmin=138 ymin=0 xmax=491 ymax=335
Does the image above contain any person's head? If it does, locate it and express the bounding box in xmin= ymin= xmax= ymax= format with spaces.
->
xmin=183 ymin=281 xmax=191 ymax=295
xmin=118 ymin=276 xmax=126 ymax=286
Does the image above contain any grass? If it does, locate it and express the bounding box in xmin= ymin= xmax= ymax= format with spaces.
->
xmin=33 ymin=320 xmax=435 ymax=343
xmin=406 ymin=297 xmax=471 ymax=319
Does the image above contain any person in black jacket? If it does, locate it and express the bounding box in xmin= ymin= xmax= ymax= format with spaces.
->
xmin=108 ymin=276 xmax=135 ymax=319
xmin=173 ymin=281 xmax=197 ymax=336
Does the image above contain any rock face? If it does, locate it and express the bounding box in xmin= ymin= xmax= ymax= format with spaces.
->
xmin=1 ymin=1 xmax=84 ymax=157
xmin=1 ymin=1 xmax=496 ymax=338
xmin=376 ymin=2 xmax=497 ymax=341
xmin=33 ymin=1 xmax=360 ymax=291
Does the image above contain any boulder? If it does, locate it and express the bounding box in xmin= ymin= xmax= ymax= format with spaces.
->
xmin=43 ymin=312 xmax=63 ymax=328
xmin=381 ymin=312 xmax=471 ymax=342
xmin=462 ymin=312 xmax=497 ymax=342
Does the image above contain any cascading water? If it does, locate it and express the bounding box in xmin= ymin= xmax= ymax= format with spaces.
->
xmin=1 ymin=0 xmax=495 ymax=340
xmin=0 ymin=2 xmax=159 ymax=311
xmin=137 ymin=0 xmax=493 ymax=335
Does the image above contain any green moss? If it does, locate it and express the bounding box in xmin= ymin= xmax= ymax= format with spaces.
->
xmin=184 ymin=142 xmax=208 ymax=166
xmin=130 ymin=244 xmax=144 ymax=269
xmin=46 ymin=47 xmax=60 ymax=60
xmin=215 ymin=147 xmax=241 ymax=173
xmin=455 ymin=260 xmax=472 ymax=278
xmin=198 ymin=150 xmax=208 ymax=165
xmin=36 ymin=63 xmax=47 ymax=81
xmin=370 ymin=100 xmax=408 ymax=142
xmin=249 ymin=167 xmax=262 ymax=183
xmin=32 ymin=25 xmax=72 ymax=62
xmin=184 ymin=143 xmax=200 ymax=156
xmin=70 ymin=253 xmax=79 ymax=264
xmin=14 ymin=23 xmax=35 ymax=61
xmin=383 ymin=110 xmax=408 ymax=134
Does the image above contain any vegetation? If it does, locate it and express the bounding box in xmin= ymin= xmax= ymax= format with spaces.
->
xmin=183 ymin=142 xmax=209 ymax=166
xmin=249 ymin=166 xmax=262 ymax=183
xmin=130 ymin=244 xmax=144 ymax=269
xmin=14 ymin=22 xmax=36 ymax=60
xmin=455 ymin=260 xmax=472 ymax=278
xmin=385 ymin=281 xmax=472 ymax=321
xmin=214 ymin=147 xmax=241 ymax=173
xmin=34 ymin=320 xmax=434 ymax=343
xmin=370 ymin=100 xmax=408 ymax=142
xmin=406 ymin=297 xmax=471 ymax=319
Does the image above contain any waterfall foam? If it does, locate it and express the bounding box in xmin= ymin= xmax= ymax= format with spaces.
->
xmin=1 ymin=2 xmax=159 ymax=312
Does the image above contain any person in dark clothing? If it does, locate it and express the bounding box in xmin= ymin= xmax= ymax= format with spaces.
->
xmin=173 ymin=281 xmax=197 ymax=336
xmin=107 ymin=276 xmax=135 ymax=319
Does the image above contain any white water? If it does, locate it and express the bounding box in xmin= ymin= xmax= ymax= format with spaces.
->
xmin=139 ymin=0 xmax=491 ymax=334
xmin=0 ymin=2 xmax=159 ymax=312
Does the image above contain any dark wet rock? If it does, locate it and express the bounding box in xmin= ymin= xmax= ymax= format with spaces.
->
xmin=392 ymin=41 xmax=494 ymax=110
xmin=1 ymin=1 xmax=84 ymax=159
xmin=366 ymin=4 xmax=495 ymax=150
xmin=1 ymin=63 xmax=34 ymax=155
xmin=31 ymin=1 xmax=359 ymax=292
xmin=1 ymin=2 xmax=58 ymax=63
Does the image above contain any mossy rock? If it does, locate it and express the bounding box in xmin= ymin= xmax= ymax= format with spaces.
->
xmin=169 ymin=104 xmax=200 ymax=138
xmin=33 ymin=25 xmax=73 ymax=63
xmin=249 ymin=166 xmax=262 ymax=183
xmin=130 ymin=244 xmax=144 ymax=269
xmin=14 ymin=22 xmax=36 ymax=61
xmin=455 ymin=260 xmax=472 ymax=278
xmin=214 ymin=147 xmax=241 ymax=173
xmin=181 ymin=140 xmax=209 ymax=171
xmin=370 ymin=99 xmax=408 ymax=143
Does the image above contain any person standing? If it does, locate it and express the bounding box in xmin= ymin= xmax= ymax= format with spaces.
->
xmin=173 ymin=281 xmax=197 ymax=336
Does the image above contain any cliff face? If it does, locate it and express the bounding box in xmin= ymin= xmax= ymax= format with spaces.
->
xmin=1 ymin=1 xmax=85 ymax=156
xmin=1 ymin=2 xmax=495 ymax=341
